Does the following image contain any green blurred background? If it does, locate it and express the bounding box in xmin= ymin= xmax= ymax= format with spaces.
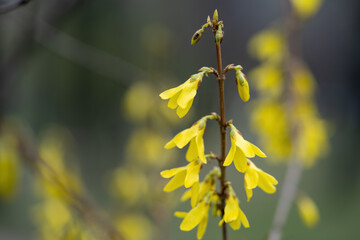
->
xmin=0 ymin=0 xmax=359 ymax=239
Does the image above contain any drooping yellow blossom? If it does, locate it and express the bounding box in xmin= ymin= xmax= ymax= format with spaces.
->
xmin=296 ymin=194 xmax=319 ymax=228
xmin=290 ymin=0 xmax=323 ymax=19
xmin=175 ymin=200 xmax=210 ymax=239
xmin=219 ymin=186 xmax=249 ymax=230
xmin=181 ymin=168 xmax=219 ymax=207
xmin=224 ymin=124 xmax=266 ymax=172
xmin=161 ymin=160 xmax=202 ymax=192
xmin=244 ymin=160 xmax=278 ymax=201
xmin=235 ymin=67 xmax=250 ymax=102
xmin=165 ymin=116 xmax=212 ymax=163
xmin=160 ymin=71 xmax=206 ymax=118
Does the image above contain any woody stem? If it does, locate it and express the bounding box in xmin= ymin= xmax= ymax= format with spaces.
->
xmin=215 ymin=42 xmax=227 ymax=240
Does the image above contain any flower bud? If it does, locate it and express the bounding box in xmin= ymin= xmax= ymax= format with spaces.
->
xmin=191 ymin=29 xmax=204 ymax=45
xmin=215 ymin=25 xmax=223 ymax=45
xmin=236 ymin=70 xmax=250 ymax=102
xmin=213 ymin=9 xmax=219 ymax=22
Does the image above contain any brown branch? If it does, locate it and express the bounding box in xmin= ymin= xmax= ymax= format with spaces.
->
xmin=213 ymin=27 xmax=228 ymax=240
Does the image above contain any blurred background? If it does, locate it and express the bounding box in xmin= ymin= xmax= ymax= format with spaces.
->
xmin=0 ymin=0 xmax=359 ymax=239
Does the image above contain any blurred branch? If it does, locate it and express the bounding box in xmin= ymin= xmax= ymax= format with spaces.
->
xmin=0 ymin=0 xmax=30 ymax=14
xmin=15 ymin=125 xmax=124 ymax=240
xmin=268 ymin=1 xmax=304 ymax=240
xmin=34 ymin=21 xmax=147 ymax=86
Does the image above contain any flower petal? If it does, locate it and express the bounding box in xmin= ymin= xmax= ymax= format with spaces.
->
xmin=186 ymin=138 xmax=198 ymax=162
xmin=244 ymin=166 xmax=259 ymax=189
xmin=224 ymin=197 xmax=239 ymax=223
xmin=190 ymin=181 xmax=200 ymax=208
xmin=180 ymin=202 xmax=207 ymax=231
xmin=235 ymin=135 xmax=255 ymax=158
xmin=176 ymin=97 xmax=194 ymax=118
xmin=163 ymin=170 xmax=186 ymax=192
xmin=159 ymin=82 xmax=187 ymax=99
xmin=196 ymin=127 xmax=206 ymax=163
xmin=167 ymin=91 xmax=181 ymax=109
xmin=177 ymin=81 xmax=198 ymax=108
xmin=197 ymin=212 xmax=208 ymax=239
xmin=161 ymin=166 xmax=187 ymax=178
xmin=233 ymin=148 xmax=247 ymax=173
xmin=249 ymin=142 xmax=267 ymax=158
xmin=224 ymin=138 xmax=236 ymax=166
xmin=184 ymin=161 xmax=201 ymax=188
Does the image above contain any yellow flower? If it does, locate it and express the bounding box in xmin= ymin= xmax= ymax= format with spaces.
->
xmin=181 ymin=168 xmax=218 ymax=207
xmin=159 ymin=72 xmax=205 ymax=118
xmin=244 ymin=160 xmax=278 ymax=201
xmin=236 ymin=69 xmax=250 ymax=102
xmin=296 ymin=194 xmax=319 ymax=228
xmin=165 ymin=116 xmax=211 ymax=163
xmin=219 ymin=186 xmax=249 ymax=230
xmin=290 ymin=0 xmax=323 ymax=19
xmin=248 ymin=28 xmax=284 ymax=62
xmin=160 ymin=160 xmax=202 ymax=192
xmin=224 ymin=124 xmax=266 ymax=172
xmin=175 ymin=200 xmax=210 ymax=239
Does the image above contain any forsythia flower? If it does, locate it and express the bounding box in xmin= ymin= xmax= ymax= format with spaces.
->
xmin=160 ymin=71 xmax=205 ymax=118
xmin=224 ymin=124 xmax=266 ymax=172
xmin=234 ymin=66 xmax=250 ymax=102
xmin=181 ymin=168 xmax=218 ymax=207
xmin=175 ymin=200 xmax=210 ymax=239
xmin=244 ymin=160 xmax=278 ymax=201
xmin=220 ymin=186 xmax=249 ymax=230
xmin=165 ymin=116 xmax=211 ymax=163
xmin=296 ymin=194 xmax=319 ymax=228
xmin=160 ymin=160 xmax=202 ymax=192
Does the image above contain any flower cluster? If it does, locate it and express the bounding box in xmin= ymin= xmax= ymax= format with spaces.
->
xmin=247 ymin=0 xmax=326 ymax=229
xmin=159 ymin=10 xmax=278 ymax=239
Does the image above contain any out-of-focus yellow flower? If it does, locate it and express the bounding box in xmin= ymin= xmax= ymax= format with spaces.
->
xmin=175 ymin=200 xmax=210 ymax=239
xmin=249 ymin=64 xmax=283 ymax=97
xmin=126 ymin=129 xmax=175 ymax=168
xmin=116 ymin=214 xmax=153 ymax=240
xmin=165 ymin=116 xmax=212 ymax=163
xmin=161 ymin=160 xmax=202 ymax=192
xmin=296 ymin=194 xmax=319 ymax=228
xmin=38 ymin=127 xmax=83 ymax=200
xmin=33 ymin=198 xmax=71 ymax=232
xmin=236 ymin=69 xmax=250 ymax=102
xmin=248 ymin=29 xmax=284 ymax=62
xmin=292 ymin=66 xmax=315 ymax=99
xmin=290 ymin=0 xmax=323 ymax=19
xmin=160 ymin=72 xmax=205 ymax=118
xmin=123 ymin=82 xmax=155 ymax=123
xmin=0 ymin=141 xmax=19 ymax=200
xmin=294 ymin=103 xmax=328 ymax=167
xmin=251 ymin=102 xmax=291 ymax=161
xmin=219 ymin=186 xmax=249 ymax=230
xmin=224 ymin=124 xmax=266 ymax=172
xmin=244 ymin=160 xmax=278 ymax=201
xmin=110 ymin=168 xmax=149 ymax=204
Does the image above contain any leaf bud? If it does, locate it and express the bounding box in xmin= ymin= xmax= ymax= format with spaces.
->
xmin=213 ymin=9 xmax=219 ymax=22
